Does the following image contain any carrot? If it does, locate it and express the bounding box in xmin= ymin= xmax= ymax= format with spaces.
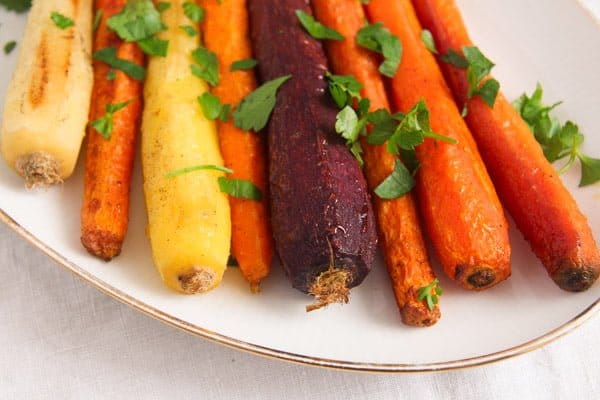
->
xmin=0 ymin=0 xmax=93 ymax=188
xmin=80 ymin=0 xmax=145 ymax=260
xmin=311 ymin=0 xmax=439 ymax=326
xmin=248 ymin=0 xmax=378 ymax=310
xmin=200 ymin=0 xmax=273 ymax=291
xmin=411 ymin=0 xmax=600 ymax=291
xmin=365 ymin=0 xmax=511 ymax=290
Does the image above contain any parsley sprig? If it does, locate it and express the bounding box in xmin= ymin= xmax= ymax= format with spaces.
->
xmin=417 ymin=279 xmax=443 ymax=311
xmin=356 ymin=22 xmax=402 ymax=78
xmin=513 ymin=83 xmax=600 ymax=186
xmin=89 ymin=100 xmax=134 ymax=139
xmin=441 ymin=46 xmax=500 ymax=115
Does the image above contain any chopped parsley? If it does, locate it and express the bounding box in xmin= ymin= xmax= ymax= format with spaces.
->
xmin=0 ymin=0 xmax=31 ymax=13
xmin=198 ymin=93 xmax=231 ymax=122
xmin=218 ymin=177 xmax=262 ymax=200
xmin=295 ymin=9 xmax=344 ymax=41
xmin=165 ymin=164 xmax=232 ymax=178
xmin=179 ymin=25 xmax=197 ymax=36
xmin=190 ymin=46 xmax=219 ymax=86
xmin=156 ymin=2 xmax=171 ymax=12
xmin=107 ymin=0 xmax=167 ymax=57
xmin=356 ymin=22 xmax=402 ymax=78
xmin=514 ymin=83 xmax=600 ymax=186
xmin=417 ymin=279 xmax=443 ymax=311
xmin=3 ymin=40 xmax=16 ymax=55
xmin=441 ymin=46 xmax=500 ymax=114
xmin=93 ymin=9 xmax=103 ymax=32
xmin=183 ymin=2 xmax=204 ymax=23
xmin=374 ymin=159 xmax=415 ymax=199
xmin=51 ymin=11 xmax=74 ymax=29
xmin=233 ymin=75 xmax=292 ymax=132
xmin=420 ymin=29 xmax=438 ymax=54
xmin=89 ymin=100 xmax=134 ymax=139
xmin=230 ymin=58 xmax=257 ymax=71
xmin=93 ymin=47 xmax=146 ymax=80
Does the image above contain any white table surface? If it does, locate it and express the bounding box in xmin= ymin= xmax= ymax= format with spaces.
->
xmin=2 ymin=1 xmax=600 ymax=399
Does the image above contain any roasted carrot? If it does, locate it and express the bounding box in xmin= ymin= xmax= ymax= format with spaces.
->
xmin=365 ymin=0 xmax=511 ymax=290
xmin=248 ymin=0 xmax=377 ymax=310
xmin=80 ymin=0 xmax=145 ymax=260
xmin=311 ymin=0 xmax=439 ymax=326
xmin=200 ymin=0 xmax=273 ymax=291
xmin=412 ymin=0 xmax=600 ymax=291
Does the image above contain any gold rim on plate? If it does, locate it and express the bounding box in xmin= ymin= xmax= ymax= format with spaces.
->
xmin=2 ymin=207 xmax=599 ymax=373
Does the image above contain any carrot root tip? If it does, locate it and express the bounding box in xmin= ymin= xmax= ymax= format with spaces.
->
xmin=466 ymin=267 xmax=496 ymax=289
xmin=178 ymin=268 xmax=217 ymax=294
xmin=81 ymin=230 xmax=123 ymax=261
xmin=306 ymin=268 xmax=351 ymax=312
xmin=400 ymin=301 xmax=441 ymax=327
xmin=552 ymin=265 xmax=600 ymax=292
xmin=15 ymin=152 xmax=62 ymax=189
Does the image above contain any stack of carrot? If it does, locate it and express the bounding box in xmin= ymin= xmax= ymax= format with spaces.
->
xmin=1 ymin=0 xmax=598 ymax=326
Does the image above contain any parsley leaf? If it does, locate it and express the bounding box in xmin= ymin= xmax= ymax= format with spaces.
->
xmin=165 ymin=164 xmax=233 ymax=178
xmin=295 ymin=10 xmax=344 ymax=41
xmin=417 ymin=279 xmax=443 ymax=311
xmin=374 ymin=159 xmax=415 ymax=199
xmin=230 ymin=58 xmax=257 ymax=71
xmin=198 ymin=93 xmax=231 ymax=122
xmin=420 ymin=29 xmax=438 ymax=54
xmin=233 ymin=75 xmax=292 ymax=131
xmin=93 ymin=9 xmax=103 ymax=32
xmin=179 ymin=25 xmax=197 ymax=36
xmin=51 ymin=12 xmax=74 ymax=29
xmin=137 ymin=36 xmax=169 ymax=56
xmin=156 ymin=2 xmax=171 ymax=12
xmin=218 ymin=177 xmax=263 ymax=200
xmin=107 ymin=0 xmax=165 ymax=42
xmin=3 ymin=40 xmax=16 ymax=55
xmin=106 ymin=69 xmax=116 ymax=81
xmin=183 ymin=2 xmax=204 ymax=23
xmin=325 ymin=72 xmax=363 ymax=109
xmin=514 ymin=83 xmax=600 ymax=186
xmin=356 ymin=22 xmax=402 ymax=78
xmin=190 ymin=46 xmax=219 ymax=86
xmin=93 ymin=47 xmax=146 ymax=80
xmin=89 ymin=100 xmax=134 ymax=139
xmin=0 ymin=0 xmax=31 ymax=13
xmin=441 ymin=46 xmax=500 ymax=112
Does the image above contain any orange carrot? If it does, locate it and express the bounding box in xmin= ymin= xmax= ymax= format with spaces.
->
xmin=412 ymin=0 xmax=600 ymax=291
xmin=365 ymin=0 xmax=511 ymax=290
xmin=200 ymin=0 xmax=273 ymax=290
xmin=311 ymin=0 xmax=439 ymax=325
xmin=81 ymin=0 xmax=144 ymax=260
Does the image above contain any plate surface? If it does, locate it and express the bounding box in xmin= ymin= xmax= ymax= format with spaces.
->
xmin=1 ymin=0 xmax=599 ymax=372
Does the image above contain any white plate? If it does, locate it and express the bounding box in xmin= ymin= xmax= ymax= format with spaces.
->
xmin=1 ymin=0 xmax=599 ymax=372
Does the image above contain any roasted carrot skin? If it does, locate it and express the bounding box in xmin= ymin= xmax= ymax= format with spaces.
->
xmin=248 ymin=0 xmax=377 ymax=297
xmin=81 ymin=0 xmax=144 ymax=260
xmin=412 ymin=0 xmax=600 ymax=291
xmin=200 ymin=0 xmax=273 ymax=290
xmin=366 ymin=0 xmax=511 ymax=290
xmin=311 ymin=0 xmax=439 ymax=326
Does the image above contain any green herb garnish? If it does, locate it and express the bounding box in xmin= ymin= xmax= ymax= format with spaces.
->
xmin=107 ymin=0 xmax=165 ymax=42
xmin=156 ymin=2 xmax=171 ymax=12
xmin=190 ymin=46 xmax=219 ymax=86
xmin=356 ymin=22 xmax=402 ymax=78
xmin=89 ymin=100 xmax=134 ymax=139
xmin=106 ymin=69 xmax=116 ymax=81
xmin=295 ymin=9 xmax=344 ymax=41
xmin=3 ymin=40 xmax=16 ymax=55
xmin=417 ymin=279 xmax=443 ymax=311
xmin=374 ymin=159 xmax=415 ymax=199
xmin=183 ymin=2 xmax=204 ymax=23
xmin=51 ymin=11 xmax=74 ymax=29
xmin=420 ymin=29 xmax=438 ymax=54
xmin=233 ymin=75 xmax=292 ymax=131
xmin=137 ymin=36 xmax=169 ymax=56
xmin=513 ymin=83 xmax=600 ymax=186
xmin=0 ymin=0 xmax=31 ymax=13
xmin=230 ymin=58 xmax=257 ymax=71
xmin=179 ymin=25 xmax=197 ymax=36
xmin=441 ymin=46 xmax=500 ymax=114
xmin=198 ymin=93 xmax=231 ymax=122
xmin=165 ymin=164 xmax=233 ymax=178
xmin=218 ymin=177 xmax=262 ymax=200
xmin=326 ymin=72 xmax=363 ymax=109
xmin=93 ymin=9 xmax=103 ymax=32
xmin=93 ymin=47 xmax=146 ymax=80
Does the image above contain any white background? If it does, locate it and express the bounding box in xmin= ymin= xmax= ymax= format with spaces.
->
xmin=1 ymin=1 xmax=600 ymax=399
